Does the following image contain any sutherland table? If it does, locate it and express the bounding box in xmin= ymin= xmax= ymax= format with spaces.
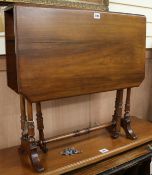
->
xmin=5 ymin=5 xmax=146 ymax=172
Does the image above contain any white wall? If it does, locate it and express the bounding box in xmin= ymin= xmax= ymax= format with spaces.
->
xmin=0 ymin=8 xmax=5 ymax=55
xmin=0 ymin=32 xmax=5 ymax=55
xmin=109 ymin=0 xmax=152 ymax=48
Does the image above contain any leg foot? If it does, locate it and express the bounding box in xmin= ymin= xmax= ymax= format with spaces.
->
xmin=121 ymin=114 xmax=137 ymax=140
xmin=20 ymin=138 xmax=44 ymax=172
xmin=29 ymin=143 xmax=44 ymax=172
xmin=122 ymin=88 xmax=137 ymax=140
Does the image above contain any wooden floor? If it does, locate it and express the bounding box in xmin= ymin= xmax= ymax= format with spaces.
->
xmin=0 ymin=117 xmax=152 ymax=175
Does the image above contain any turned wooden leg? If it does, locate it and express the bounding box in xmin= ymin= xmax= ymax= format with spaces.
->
xmin=19 ymin=95 xmax=28 ymax=153
xmin=111 ymin=90 xmax=119 ymax=137
xmin=112 ymin=89 xmax=124 ymax=139
xmin=36 ymin=102 xmax=48 ymax=153
xmin=121 ymin=88 xmax=137 ymax=140
xmin=22 ymin=100 xmax=44 ymax=172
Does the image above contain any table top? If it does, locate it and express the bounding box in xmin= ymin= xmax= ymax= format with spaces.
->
xmin=5 ymin=5 xmax=146 ymax=102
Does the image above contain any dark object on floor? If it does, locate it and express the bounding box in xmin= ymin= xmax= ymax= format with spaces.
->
xmin=61 ymin=148 xmax=81 ymax=156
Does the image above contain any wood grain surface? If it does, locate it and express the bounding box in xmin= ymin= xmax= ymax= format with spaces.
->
xmin=5 ymin=5 xmax=146 ymax=102
xmin=0 ymin=117 xmax=152 ymax=175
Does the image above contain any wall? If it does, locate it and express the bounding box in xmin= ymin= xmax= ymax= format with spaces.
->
xmin=0 ymin=2 xmax=152 ymax=149
xmin=0 ymin=8 xmax=5 ymax=55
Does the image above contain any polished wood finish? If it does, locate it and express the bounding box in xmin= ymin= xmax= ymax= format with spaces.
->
xmin=19 ymin=98 xmax=44 ymax=172
xmin=26 ymin=100 xmax=44 ymax=172
xmin=112 ymin=89 xmax=123 ymax=138
xmin=70 ymin=143 xmax=152 ymax=175
xmin=5 ymin=8 xmax=18 ymax=93
xmin=112 ymin=88 xmax=138 ymax=140
xmin=20 ymin=95 xmax=27 ymax=139
xmin=0 ymin=117 xmax=152 ymax=175
xmin=5 ymin=5 xmax=146 ymax=102
xmin=36 ymin=102 xmax=48 ymax=153
xmin=121 ymin=88 xmax=137 ymax=140
xmin=4 ymin=5 xmax=146 ymax=172
xmin=43 ymin=122 xmax=111 ymax=143
xmin=1 ymin=45 xmax=151 ymax=72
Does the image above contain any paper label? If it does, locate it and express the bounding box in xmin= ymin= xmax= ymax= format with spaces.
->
xmin=99 ymin=148 xmax=109 ymax=154
xmin=94 ymin=13 xmax=101 ymax=19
